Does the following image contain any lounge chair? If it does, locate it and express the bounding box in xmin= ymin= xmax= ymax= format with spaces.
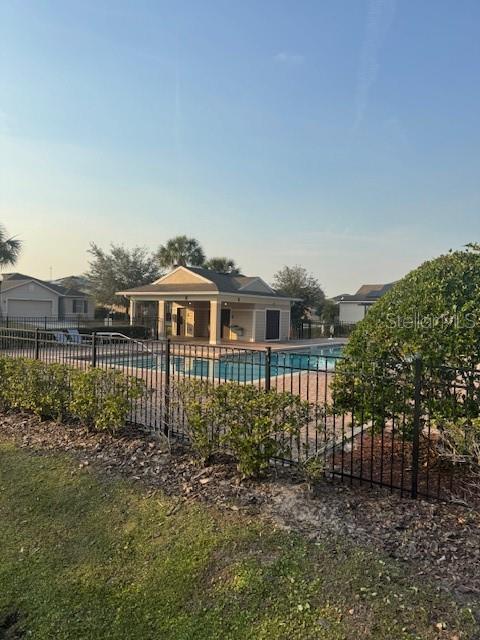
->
xmin=66 ymin=329 xmax=85 ymax=344
xmin=53 ymin=331 xmax=69 ymax=344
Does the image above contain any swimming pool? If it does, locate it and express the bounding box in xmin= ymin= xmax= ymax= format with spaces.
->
xmin=106 ymin=343 xmax=344 ymax=382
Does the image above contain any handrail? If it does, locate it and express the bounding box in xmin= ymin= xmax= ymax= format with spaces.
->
xmin=95 ymin=331 xmax=160 ymax=356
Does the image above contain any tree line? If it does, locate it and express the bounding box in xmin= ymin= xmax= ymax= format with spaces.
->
xmin=0 ymin=224 xmax=334 ymax=323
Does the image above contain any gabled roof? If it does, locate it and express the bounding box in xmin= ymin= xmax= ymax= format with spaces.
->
xmin=336 ymin=282 xmax=395 ymax=303
xmin=118 ymin=266 xmax=293 ymax=300
xmin=1 ymin=273 xmax=89 ymax=298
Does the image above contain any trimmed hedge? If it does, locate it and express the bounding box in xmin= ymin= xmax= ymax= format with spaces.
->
xmin=0 ymin=357 xmax=145 ymax=433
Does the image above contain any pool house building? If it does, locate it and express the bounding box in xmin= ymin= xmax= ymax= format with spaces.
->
xmin=118 ymin=266 xmax=297 ymax=345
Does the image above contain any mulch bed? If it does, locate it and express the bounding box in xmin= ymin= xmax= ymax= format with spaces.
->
xmin=1 ymin=411 xmax=480 ymax=617
xmin=341 ymin=433 xmax=479 ymax=506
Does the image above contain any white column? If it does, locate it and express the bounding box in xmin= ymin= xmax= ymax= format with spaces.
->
xmin=209 ymin=299 xmax=222 ymax=345
xmin=129 ymin=299 xmax=136 ymax=326
xmin=158 ymin=300 xmax=166 ymax=338
xmin=251 ymin=309 xmax=257 ymax=342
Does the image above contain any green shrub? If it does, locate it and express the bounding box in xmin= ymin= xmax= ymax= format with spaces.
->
xmin=0 ymin=356 xmax=145 ymax=433
xmin=219 ymin=384 xmax=310 ymax=478
xmin=174 ymin=380 xmax=222 ymax=464
xmin=0 ymin=357 xmax=72 ymax=420
xmin=176 ymin=380 xmax=311 ymax=478
xmin=69 ymin=367 xmax=145 ymax=433
xmin=32 ymin=362 xmax=73 ymax=421
xmin=300 ymin=454 xmax=326 ymax=491
xmin=332 ymin=247 xmax=480 ymax=435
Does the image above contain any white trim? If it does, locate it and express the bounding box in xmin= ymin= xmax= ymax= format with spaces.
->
xmin=117 ymin=289 xmax=217 ymax=296
xmin=152 ymin=266 xmax=213 ymax=286
xmin=250 ymin=308 xmax=256 ymax=342
xmin=280 ymin=309 xmax=291 ymax=341
xmin=117 ymin=290 xmax=295 ymax=303
xmin=337 ymin=300 xmax=375 ymax=305
xmin=264 ymin=308 xmax=281 ymax=342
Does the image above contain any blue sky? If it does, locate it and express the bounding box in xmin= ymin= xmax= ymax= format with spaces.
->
xmin=0 ymin=0 xmax=479 ymax=295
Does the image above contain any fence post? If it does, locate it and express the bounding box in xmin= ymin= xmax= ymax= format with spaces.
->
xmin=411 ymin=355 xmax=423 ymax=499
xmin=91 ymin=332 xmax=97 ymax=367
xmin=44 ymin=316 xmax=47 ymax=330
xmin=34 ymin=328 xmax=40 ymax=359
xmin=265 ymin=346 xmax=271 ymax=391
xmin=164 ymin=338 xmax=171 ymax=436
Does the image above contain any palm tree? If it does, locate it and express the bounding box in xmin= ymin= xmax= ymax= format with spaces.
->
xmin=0 ymin=224 xmax=22 ymax=268
xmin=156 ymin=236 xmax=205 ymax=270
xmin=204 ymin=257 xmax=241 ymax=274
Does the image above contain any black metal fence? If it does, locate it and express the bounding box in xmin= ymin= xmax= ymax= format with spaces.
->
xmin=0 ymin=326 xmax=478 ymax=506
xmin=0 ymin=315 xmax=90 ymax=330
xmin=292 ymin=320 xmax=357 ymax=339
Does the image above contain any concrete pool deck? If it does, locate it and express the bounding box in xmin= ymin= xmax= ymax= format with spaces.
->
xmin=167 ymin=337 xmax=348 ymax=351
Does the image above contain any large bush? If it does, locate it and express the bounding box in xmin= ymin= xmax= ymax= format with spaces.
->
xmin=341 ymin=247 xmax=480 ymax=367
xmin=333 ymin=248 xmax=480 ymax=431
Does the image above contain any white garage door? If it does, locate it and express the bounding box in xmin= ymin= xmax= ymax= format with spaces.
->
xmin=8 ymin=300 xmax=54 ymax=317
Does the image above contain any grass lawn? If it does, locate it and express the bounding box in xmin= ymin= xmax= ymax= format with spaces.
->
xmin=0 ymin=442 xmax=477 ymax=640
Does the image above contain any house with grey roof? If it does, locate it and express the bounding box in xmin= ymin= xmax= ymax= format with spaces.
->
xmin=0 ymin=273 xmax=94 ymax=319
xmin=118 ymin=265 xmax=297 ymax=344
xmin=336 ymin=283 xmax=395 ymax=324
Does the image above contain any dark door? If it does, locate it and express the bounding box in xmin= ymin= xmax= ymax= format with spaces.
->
xmin=221 ymin=308 xmax=231 ymax=339
xmin=176 ymin=308 xmax=185 ymax=336
xmin=265 ymin=310 xmax=280 ymax=340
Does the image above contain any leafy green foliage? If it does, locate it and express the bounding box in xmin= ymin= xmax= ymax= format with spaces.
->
xmin=332 ymin=248 xmax=480 ymax=433
xmin=87 ymin=242 xmax=161 ymax=311
xmin=0 ymin=223 xmax=21 ymax=267
xmin=174 ymin=380 xmax=222 ymax=464
xmin=272 ymin=265 xmax=325 ymax=324
xmin=317 ymin=298 xmax=339 ymax=324
xmin=69 ymin=367 xmax=144 ymax=432
xmin=0 ymin=356 xmax=144 ymax=432
xmin=203 ymin=257 xmax=241 ymax=274
xmin=300 ymin=454 xmax=326 ymax=491
xmin=176 ymin=381 xmax=311 ymax=477
xmin=219 ymin=385 xmax=309 ymax=478
xmin=341 ymin=248 xmax=480 ymax=367
xmin=156 ymin=235 xmax=206 ymax=269
xmin=0 ymin=358 xmax=71 ymax=420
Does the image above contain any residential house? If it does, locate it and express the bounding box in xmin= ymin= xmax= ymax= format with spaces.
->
xmin=0 ymin=273 xmax=95 ymax=319
xmin=336 ymin=283 xmax=395 ymax=324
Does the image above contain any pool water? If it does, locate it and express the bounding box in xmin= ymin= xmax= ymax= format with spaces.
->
xmin=108 ymin=343 xmax=344 ymax=382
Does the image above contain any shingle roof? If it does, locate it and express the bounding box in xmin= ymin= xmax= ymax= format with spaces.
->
xmin=119 ymin=267 xmax=292 ymax=299
xmin=337 ymin=282 xmax=395 ymax=302
xmin=1 ymin=273 xmax=89 ymax=298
